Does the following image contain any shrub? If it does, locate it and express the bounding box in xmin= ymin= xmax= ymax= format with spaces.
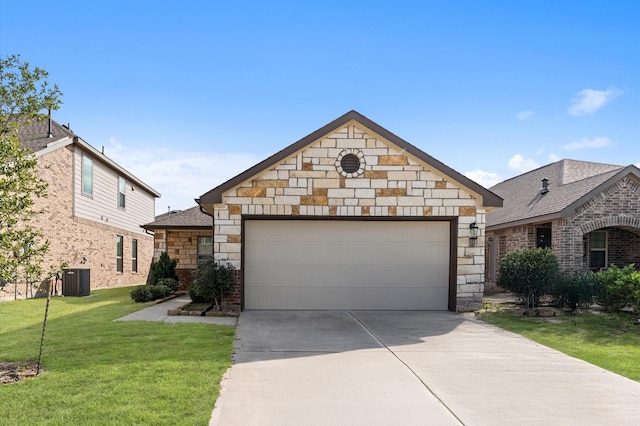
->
xmin=497 ymin=247 xmax=558 ymax=308
xmin=596 ymin=264 xmax=640 ymax=312
xmin=131 ymin=284 xmax=171 ymax=303
xmin=189 ymin=257 xmax=236 ymax=310
xmin=131 ymin=286 xmax=153 ymax=303
xmin=157 ymin=277 xmax=179 ymax=292
xmin=551 ymin=270 xmax=598 ymax=311
xmin=148 ymin=284 xmax=171 ymax=300
xmin=149 ymin=252 xmax=177 ymax=284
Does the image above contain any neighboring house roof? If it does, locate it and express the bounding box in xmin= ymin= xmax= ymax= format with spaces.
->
xmin=487 ymin=159 xmax=640 ymax=230
xmin=17 ymin=117 xmax=161 ymax=197
xmin=198 ymin=110 xmax=503 ymax=208
xmin=143 ymin=206 xmax=212 ymax=230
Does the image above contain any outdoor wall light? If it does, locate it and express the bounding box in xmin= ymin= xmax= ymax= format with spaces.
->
xmin=469 ymin=222 xmax=479 ymax=247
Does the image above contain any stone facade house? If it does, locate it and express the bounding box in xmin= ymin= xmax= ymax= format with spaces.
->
xmin=3 ymin=118 xmax=160 ymax=299
xmin=485 ymin=159 xmax=640 ymax=283
xmin=142 ymin=206 xmax=213 ymax=289
xmin=197 ymin=111 xmax=502 ymax=311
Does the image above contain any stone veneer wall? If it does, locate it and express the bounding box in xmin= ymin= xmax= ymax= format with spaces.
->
xmin=2 ymin=145 xmax=153 ymax=300
xmin=212 ymin=123 xmax=487 ymax=311
xmin=486 ymin=175 xmax=640 ymax=278
xmin=151 ymin=229 xmax=213 ymax=289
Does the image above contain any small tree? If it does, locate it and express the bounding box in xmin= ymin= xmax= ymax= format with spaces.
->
xmin=189 ymin=256 xmax=236 ymax=311
xmin=497 ymin=247 xmax=559 ymax=308
xmin=0 ymin=54 xmax=62 ymax=297
xmin=149 ymin=251 xmax=177 ymax=284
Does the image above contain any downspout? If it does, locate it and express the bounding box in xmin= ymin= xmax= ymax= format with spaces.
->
xmin=198 ymin=203 xmax=216 ymax=314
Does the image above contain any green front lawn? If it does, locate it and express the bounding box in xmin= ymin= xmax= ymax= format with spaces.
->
xmin=0 ymin=287 xmax=235 ymax=425
xmin=477 ymin=302 xmax=640 ymax=382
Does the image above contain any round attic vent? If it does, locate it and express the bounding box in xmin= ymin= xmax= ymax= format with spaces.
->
xmin=340 ymin=154 xmax=360 ymax=173
xmin=335 ymin=149 xmax=365 ymax=177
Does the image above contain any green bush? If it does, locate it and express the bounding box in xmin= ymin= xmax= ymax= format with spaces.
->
xmin=149 ymin=252 xmax=177 ymax=284
xmin=497 ymin=247 xmax=559 ymax=308
xmin=131 ymin=284 xmax=171 ymax=303
xmin=596 ymin=264 xmax=640 ymax=312
xmin=131 ymin=286 xmax=153 ymax=303
xmin=157 ymin=277 xmax=179 ymax=292
xmin=149 ymin=284 xmax=171 ymax=300
xmin=189 ymin=257 xmax=236 ymax=309
xmin=551 ymin=270 xmax=599 ymax=311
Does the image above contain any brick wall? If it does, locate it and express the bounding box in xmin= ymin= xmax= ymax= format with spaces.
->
xmin=2 ymin=145 xmax=153 ymax=300
xmin=487 ymin=175 xmax=640 ymax=278
xmin=211 ymin=123 xmax=487 ymax=311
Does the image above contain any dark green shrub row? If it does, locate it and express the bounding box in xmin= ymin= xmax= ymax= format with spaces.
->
xmin=130 ymin=284 xmax=172 ymax=303
xmin=189 ymin=257 xmax=236 ymax=310
xmin=497 ymin=248 xmax=640 ymax=311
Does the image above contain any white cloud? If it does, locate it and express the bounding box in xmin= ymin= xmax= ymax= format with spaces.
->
xmin=549 ymin=153 xmax=561 ymax=162
xmin=464 ymin=169 xmax=502 ymax=188
xmin=568 ymin=87 xmax=621 ymax=116
xmin=508 ymin=154 xmax=539 ymax=173
xmin=517 ymin=110 xmax=535 ymax=121
xmin=561 ymin=136 xmax=613 ymax=151
xmin=105 ymin=137 xmax=262 ymax=215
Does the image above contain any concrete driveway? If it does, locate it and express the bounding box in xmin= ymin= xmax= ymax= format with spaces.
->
xmin=210 ymin=311 xmax=640 ymax=425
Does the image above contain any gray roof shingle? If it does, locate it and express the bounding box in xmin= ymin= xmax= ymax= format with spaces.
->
xmin=17 ymin=118 xmax=77 ymax=153
xmin=143 ymin=206 xmax=212 ymax=229
xmin=487 ymin=159 xmax=626 ymax=229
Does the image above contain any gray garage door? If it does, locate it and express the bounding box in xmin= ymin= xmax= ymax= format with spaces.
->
xmin=244 ymin=220 xmax=450 ymax=310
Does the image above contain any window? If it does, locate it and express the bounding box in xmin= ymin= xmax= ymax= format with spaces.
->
xmin=82 ymin=156 xmax=93 ymax=195
xmin=118 ymin=177 xmax=126 ymax=208
xmin=197 ymin=236 xmax=213 ymax=261
xmin=132 ymin=239 xmax=138 ymax=273
xmin=536 ymin=227 xmax=551 ymax=248
xmin=590 ymin=231 xmax=607 ymax=270
xmin=116 ymin=236 xmax=123 ymax=273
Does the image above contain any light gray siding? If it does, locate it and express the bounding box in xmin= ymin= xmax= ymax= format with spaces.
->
xmin=73 ymin=147 xmax=155 ymax=234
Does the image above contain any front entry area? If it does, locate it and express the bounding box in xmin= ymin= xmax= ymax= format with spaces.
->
xmin=243 ymin=219 xmax=451 ymax=310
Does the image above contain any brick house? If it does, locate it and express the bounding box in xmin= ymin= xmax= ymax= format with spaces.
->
xmin=485 ymin=159 xmax=640 ymax=284
xmin=196 ymin=110 xmax=502 ymax=311
xmin=3 ymin=118 xmax=160 ymax=299
xmin=142 ymin=206 xmax=213 ymax=289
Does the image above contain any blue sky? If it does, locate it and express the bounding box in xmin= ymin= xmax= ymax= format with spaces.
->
xmin=2 ymin=1 xmax=638 ymax=214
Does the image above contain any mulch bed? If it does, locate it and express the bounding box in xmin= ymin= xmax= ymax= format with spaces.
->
xmin=0 ymin=361 xmax=39 ymax=385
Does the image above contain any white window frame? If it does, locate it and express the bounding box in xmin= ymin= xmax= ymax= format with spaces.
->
xmin=82 ymin=155 xmax=93 ymax=196
xmin=116 ymin=235 xmax=124 ymax=273
xmin=590 ymin=231 xmax=607 ymax=270
xmin=197 ymin=236 xmax=213 ymax=262
xmin=118 ymin=176 xmax=126 ymax=208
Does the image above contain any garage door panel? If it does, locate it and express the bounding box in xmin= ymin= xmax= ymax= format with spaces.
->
xmin=246 ymin=286 xmax=449 ymax=310
xmin=245 ymin=220 xmax=450 ymax=310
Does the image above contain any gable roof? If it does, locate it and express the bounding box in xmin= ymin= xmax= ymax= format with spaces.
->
xmin=16 ymin=117 xmax=161 ymax=198
xmin=487 ymin=159 xmax=640 ymax=230
xmin=142 ymin=206 xmax=212 ymax=230
xmin=198 ymin=110 xmax=502 ymax=208
xmin=17 ymin=117 xmax=77 ymax=152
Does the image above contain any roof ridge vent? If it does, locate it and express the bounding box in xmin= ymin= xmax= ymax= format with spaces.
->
xmin=540 ymin=178 xmax=549 ymax=194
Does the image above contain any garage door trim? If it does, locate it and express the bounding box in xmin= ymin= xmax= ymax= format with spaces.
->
xmin=241 ymin=215 xmax=458 ymax=311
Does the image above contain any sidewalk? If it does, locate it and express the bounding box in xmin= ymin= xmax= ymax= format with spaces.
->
xmin=116 ymin=295 xmax=238 ymax=326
